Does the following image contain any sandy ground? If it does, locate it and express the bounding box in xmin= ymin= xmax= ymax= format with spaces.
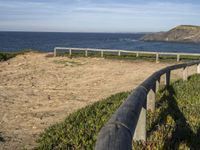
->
xmin=0 ymin=52 xmax=196 ymax=149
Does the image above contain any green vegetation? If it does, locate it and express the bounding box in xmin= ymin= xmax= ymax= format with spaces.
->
xmin=174 ymin=25 xmax=200 ymax=30
xmin=0 ymin=50 xmax=33 ymax=61
xmin=55 ymin=51 xmax=200 ymax=63
xmin=1 ymin=50 xmax=199 ymax=63
xmin=37 ymin=74 xmax=200 ymax=150
xmin=133 ymin=74 xmax=200 ymax=149
xmin=0 ymin=52 xmax=18 ymax=61
xmin=36 ymin=92 xmax=130 ymax=150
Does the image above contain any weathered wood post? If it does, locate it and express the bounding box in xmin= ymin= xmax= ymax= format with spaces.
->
xmin=136 ymin=53 xmax=139 ymax=57
xmin=147 ymin=83 xmax=156 ymax=112
xmin=118 ymin=50 xmax=121 ymax=56
xmin=197 ymin=64 xmax=200 ymax=74
xmin=165 ymin=71 xmax=171 ymax=86
xmin=183 ymin=66 xmax=188 ymax=81
xmin=133 ymin=107 xmax=146 ymax=141
xmin=101 ymin=51 xmax=104 ymax=57
xmin=177 ymin=54 xmax=180 ymax=62
xmin=69 ymin=49 xmax=72 ymax=56
xmin=85 ymin=49 xmax=88 ymax=57
xmin=156 ymin=77 xmax=160 ymax=93
xmin=54 ymin=48 xmax=57 ymax=57
xmin=156 ymin=53 xmax=159 ymax=63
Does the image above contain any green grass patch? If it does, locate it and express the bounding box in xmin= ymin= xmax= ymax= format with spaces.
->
xmin=0 ymin=49 xmax=34 ymax=61
xmin=55 ymin=51 xmax=200 ymax=63
xmin=0 ymin=52 xmax=18 ymax=61
xmin=133 ymin=74 xmax=200 ymax=149
xmin=36 ymin=75 xmax=200 ymax=150
xmin=36 ymin=92 xmax=130 ymax=150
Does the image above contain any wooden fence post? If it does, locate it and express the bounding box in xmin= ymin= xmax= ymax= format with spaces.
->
xmin=85 ymin=50 xmax=88 ymax=57
xmin=156 ymin=53 xmax=159 ymax=63
xmin=118 ymin=50 xmax=121 ymax=56
xmin=177 ymin=54 xmax=180 ymax=62
xmin=133 ymin=107 xmax=146 ymax=141
xmin=54 ymin=48 xmax=57 ymax=57
xmin=147 ymin=84 xmax=156 ymax=112
xmin=156 ymin=78 xmax=160 ymax=93
xmin=136 ymin=53 xmax=139 ymax=57
xmin=197 ymin=64 xmax=200 ymax=74
xmin=69 ymin=49 xmax=72 ymax=56
xmin=165 ymin=71 xmax=170 ymax=86
xmin=183 ymin=67 xmax=188 ymax=81
xmin=101 ymin=51 xmax=104 ymax=57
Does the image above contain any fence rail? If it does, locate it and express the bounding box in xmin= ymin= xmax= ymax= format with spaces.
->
xmin=94 ymin=60 xmax=200 ymax=150
xmin=54 ymin=47 xmax=200 ymax=149
xmin=54 ymin=47 xmax=200 ymax=63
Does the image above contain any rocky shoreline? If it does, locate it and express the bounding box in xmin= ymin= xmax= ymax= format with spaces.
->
xmin=141 ymin=25 xmax=200 ymax=43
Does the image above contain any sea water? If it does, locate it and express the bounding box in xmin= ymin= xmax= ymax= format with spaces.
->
xmin=0 ymin=31 xmax=200 ymax=53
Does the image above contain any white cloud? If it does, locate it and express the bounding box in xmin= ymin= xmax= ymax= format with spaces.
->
xmin=0 ymin=0 xmax=200 ymax=32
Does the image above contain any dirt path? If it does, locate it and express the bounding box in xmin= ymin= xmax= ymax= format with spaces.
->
xmin=0 ymin=52 xmax=186 ymax=149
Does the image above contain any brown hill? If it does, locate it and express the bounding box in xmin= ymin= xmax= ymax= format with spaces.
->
xmin=141 ymin=25 xmax=200 ymax=43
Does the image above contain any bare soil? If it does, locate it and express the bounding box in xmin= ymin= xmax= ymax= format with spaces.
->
xmin=0 ymin=52 xmax=195 ymax=149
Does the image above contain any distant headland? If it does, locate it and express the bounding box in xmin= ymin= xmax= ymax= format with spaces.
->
xmin=141 ymin=25 xmax=200 ymax=43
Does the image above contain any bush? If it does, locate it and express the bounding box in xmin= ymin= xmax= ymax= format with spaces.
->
xmin=0 ymin=52 xmax=17 ymax=61
xmin=0 ymin=50 xmax=33 ymax=61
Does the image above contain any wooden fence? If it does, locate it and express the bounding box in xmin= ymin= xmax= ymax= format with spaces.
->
xmin=54 ymin=47 xmax=200 ymax=149
xmin=54 ymin=47 xmax=200 ymax=63
xmin=94 ymin=60 xmax=200 ymax=150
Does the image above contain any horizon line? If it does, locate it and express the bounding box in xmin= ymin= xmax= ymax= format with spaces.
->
xmin=0 ymin=30 xmax=155 ymax=34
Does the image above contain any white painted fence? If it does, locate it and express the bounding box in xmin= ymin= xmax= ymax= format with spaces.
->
xmin=54 ymin=47 xmax=200 ymax=63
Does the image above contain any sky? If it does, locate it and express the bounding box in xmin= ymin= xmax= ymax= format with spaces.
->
xmin=0 ymin=0 xmax=200 ymax=32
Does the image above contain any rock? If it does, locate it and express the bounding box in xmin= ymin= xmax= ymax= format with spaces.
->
xmin=141 ymin=25 xmax=200 ymax=43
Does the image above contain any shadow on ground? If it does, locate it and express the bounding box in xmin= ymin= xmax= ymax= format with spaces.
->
xmin=0 ymin=132 xmax=5 ymax=143
xmin=148 ymin=86 xmax=200 ymax=150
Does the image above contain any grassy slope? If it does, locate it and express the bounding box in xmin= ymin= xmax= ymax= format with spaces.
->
xmin=36 ymin=92 xmax=130 ymax=149
xmin=133 ymin=74 xmax=200 ymax=149
xmin=37 ymin=75 xmax=200 ymax=150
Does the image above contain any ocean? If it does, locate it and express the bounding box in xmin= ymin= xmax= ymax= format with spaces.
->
xmin=0 ymin=31 xmax=200 ymax=53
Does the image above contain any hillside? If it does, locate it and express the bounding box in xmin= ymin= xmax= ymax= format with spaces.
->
xmin=37 ymin=74 xmax=200 ymax=149
xmin=141 ymin=25 xmax=200 ymax=43
xmin=0 ymin=52 xmax=170 ymax=150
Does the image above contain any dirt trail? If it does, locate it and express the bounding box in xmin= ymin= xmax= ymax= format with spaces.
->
xmin=0 ymin=52 xmax=193 ymax=149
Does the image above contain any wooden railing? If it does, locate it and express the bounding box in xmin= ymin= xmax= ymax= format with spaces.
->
xmin=54 ymin=47 xmax=200 ymax=63
xmin=54 ymin=47 xmax=200 ymax=149
xmin=94 ymin=60 xmax=200 ymax=150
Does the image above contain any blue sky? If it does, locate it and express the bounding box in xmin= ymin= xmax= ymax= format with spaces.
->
xmin=0 ymin=0 xmax=200 ymax=32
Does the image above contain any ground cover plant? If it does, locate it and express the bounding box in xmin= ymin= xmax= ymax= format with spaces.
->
xmin=0 ymin=50 xmax=33 ymax=61
xmin=133 ymin=74 xmax=200 ymax=149
xmin=1 ymin=49 xmax=199 ymax=63
xmin=36 ymin=92 xmax=130 ymax=149
xmin=37 ymin=74 xmax=200 ymax=150
xmin=0 ymin=52 xmax=18 ymax=61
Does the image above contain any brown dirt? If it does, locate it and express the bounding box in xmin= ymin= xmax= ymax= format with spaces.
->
xmin=0 ymin=52 xmax=195 ymax=149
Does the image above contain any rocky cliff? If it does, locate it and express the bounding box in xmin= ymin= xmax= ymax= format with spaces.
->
xmin=141 ymin=25 xmax=200 ymax=43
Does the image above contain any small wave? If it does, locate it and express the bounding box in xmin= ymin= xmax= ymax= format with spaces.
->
xmin=119 ymin=38 xmax=138 ymax=42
